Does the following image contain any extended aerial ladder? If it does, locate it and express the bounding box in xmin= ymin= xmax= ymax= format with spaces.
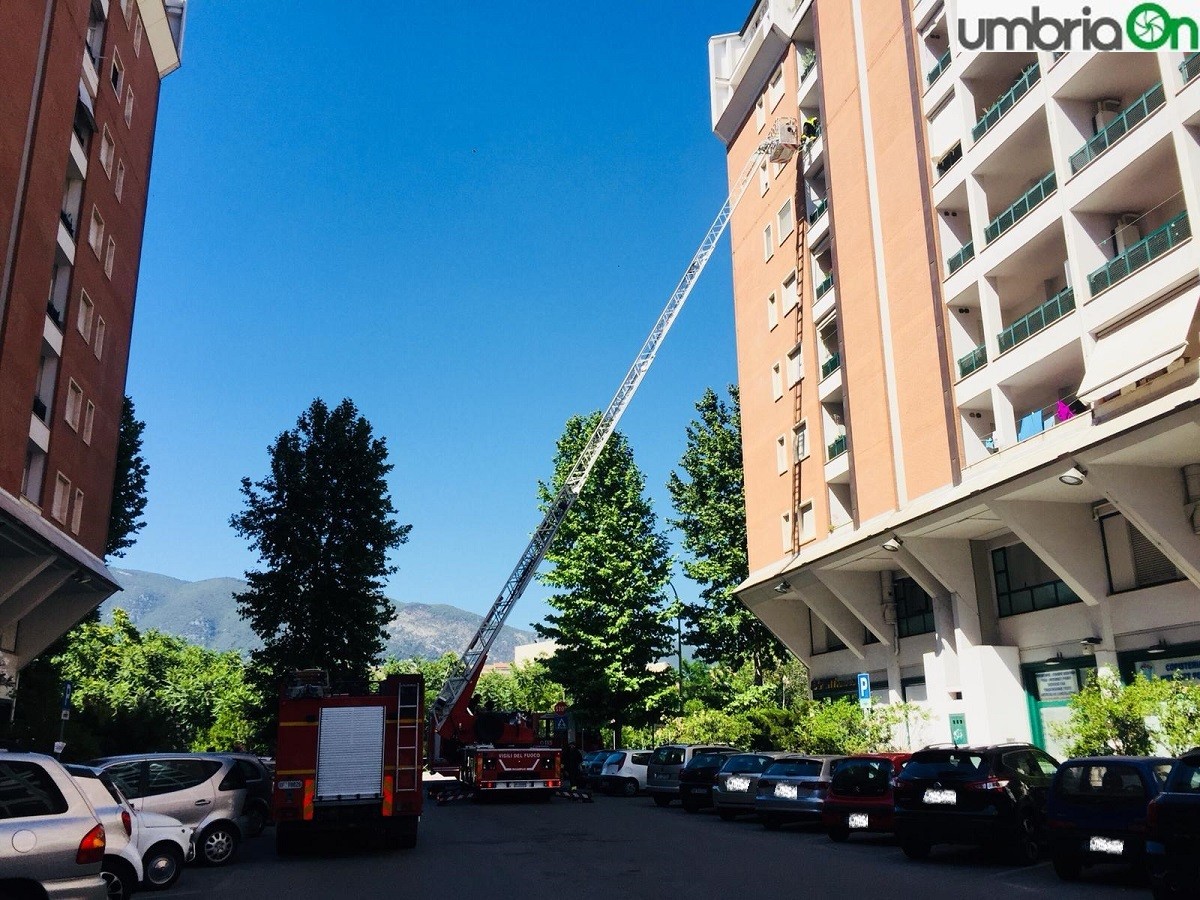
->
xmin=430 ymin=119 xmax=802 ymax=760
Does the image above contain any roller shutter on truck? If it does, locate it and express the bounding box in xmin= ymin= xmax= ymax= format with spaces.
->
xmin=315 ymin=705 xmax=386 ymax=801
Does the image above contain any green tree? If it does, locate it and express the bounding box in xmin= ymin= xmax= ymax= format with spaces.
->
xmin=231 ymin=398 xmax=410 ymax=727
xmin=105 ymin=395 xmax=150 ymax=558
xmin=476 ymin=660 xmax=567 ymax=712
xmin=381 ymin=652 xmax=461 ymax=712
xmin=534 ymin=413 xmax=674 ymax=746
xmin=667 ymin=386 xmax=782 ymax=682
xmin=1054 ymin=671 xmax=1166 ymax=757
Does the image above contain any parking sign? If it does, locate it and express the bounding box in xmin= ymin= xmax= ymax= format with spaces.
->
xmin=856 ymin=672 xmax=871 ymax=708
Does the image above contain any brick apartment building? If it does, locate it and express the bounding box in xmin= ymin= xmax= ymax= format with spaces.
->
xmin=0 ymin=0 xmax=185 ymax=712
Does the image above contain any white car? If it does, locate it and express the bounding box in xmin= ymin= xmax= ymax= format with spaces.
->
xmin=597 ymin=750 xmax=652 ymax=796
xmin=68 ymin=765 xmax=192 ymax=897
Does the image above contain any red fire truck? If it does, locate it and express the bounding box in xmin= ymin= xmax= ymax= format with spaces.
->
xmin=273 ymin=670 xmax=423 ymax=854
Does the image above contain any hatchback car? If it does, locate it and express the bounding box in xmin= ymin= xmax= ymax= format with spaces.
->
xmin=712 ymin=752 xmax=787 ymax=821
xmin=224 ymin=752 xmax=273 ymax=837
xmin=1147 ymin=746 xmax=1200 ymax=898
xmin=893 ymin=743 xmax=1059 ymax=863
xmin=597 ymin=750 xmax=651 ymax=796
xmin=89 ymin=752 xmax=250 ymax=866
xmin=0 ymin=751 xmax=107 ymax=900
xmin=678 ymin=750 xmax=739 ymax=812
xmin=1046 ymin=755 xmax=1172 ymax=881
xmin=822 ymin=752 xmax=911 ymax=842
xmin=754 ymin=754 xmax=844 ymax=829
xmin=647 ymin=743 xmax=740 ymax=807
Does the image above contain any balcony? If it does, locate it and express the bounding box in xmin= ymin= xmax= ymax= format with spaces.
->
xmin=808 ymin=197 xmax=828 ymax=224
xmin=927 ymin=49 xmax=951 ymax=87
xmin=997 ymin=287 xmax=1075 ymax=354
xmin=826 ymin=433 xmax=847 ymax=461
xmin=821 ymin=352 xmax=841 ymax=379
xmin=59 ymin=210 xmax=75 ymax=238
xmin=957 ymin=344 xmax=987 ymax=378
xmin=1087 ymin=211 xmax=1191 ymax=296
xmin=947 ymin=241 xmax=975 ymax=275
xmin=983 ymin=171 xmax=1056 ymax=244
xmin=1182 ymin=53 xmax=1200 ymax=84
xmin=32 ymin=397 xmax=48 ymax=422
xmin=972 ymin=63 xmax=1040 ymax=142
xmin=1015 ymin=393 xmax=1086 ymax=444
xmin=1069 ymin=84 xmax=1165 ymax=174
xmin=814 ymin=273 xmax=834 ymax=300
xmin=800 ymin=50 xmax=817 ymax=82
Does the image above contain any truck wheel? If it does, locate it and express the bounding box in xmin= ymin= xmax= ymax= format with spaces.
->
xmin=385 ymin=819 xmax=418 ymax=850
xmin=199 ymin=822 xmax=240 ymax=866
xmin=653 ymin=794 xmax=672 ymax=808
xmin=141 ymin=842 xmax=184 ymax=891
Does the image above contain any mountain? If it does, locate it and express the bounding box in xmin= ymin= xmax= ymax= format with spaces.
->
xmin=102 ymin=569 xmax=535 ymax=662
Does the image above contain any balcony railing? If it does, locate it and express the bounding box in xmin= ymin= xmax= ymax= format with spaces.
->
xmin=1182 ymin=52 xmax=1200 ymax=84
xmin=927 ymin=49 xmax=952 ymax=86
xmin=46 ymin=301 xmax=64 ymax=328
xmin=814 ymin=274 xmax=834 ymax=299
xmin=947 ymin=240 xmax=975 ymax=275
xmin=957 ymin=344 xmax=987 ymax=378
xmin=826 ymin=433 xmax=847 ymax=461
xmin=996 ymin=286 xmax=1075 ymax=354
xmin=936 ymin=142 xmax=963 ymax=179
xmin=1087 ymin=211 xmax=1191 ymax=295
xmin=821 ymin=352 xmax=841 ymax=379
xmin=808 ymin=197 xmax=828 ymax=223
xmin=32 ymin=397 xmax=48 ymax=422
xmin=59 ymin=210 xmax=75 ymax=237
xmin=984 ymin=170 xmax=1056 ymax=244
xmin=1015 ymin=393 xmax=1086 ymax=444
xmin=1069 ymin=83 xmax=1165 ymax=173
xmin=972 ymin=63 xmax=1040 ymax=141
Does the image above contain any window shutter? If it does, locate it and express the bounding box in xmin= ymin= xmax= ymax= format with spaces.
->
xmin=1128 ymin=524 xmax=1181 ymax=588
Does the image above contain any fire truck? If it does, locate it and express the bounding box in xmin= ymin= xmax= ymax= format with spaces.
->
xmin=273 ymin=670 xmax=423 ymax=854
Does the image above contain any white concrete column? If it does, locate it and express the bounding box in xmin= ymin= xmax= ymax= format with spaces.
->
xmin=991 ymin=383 xmax=1017 ymax=447
xmin=979 ymin=275 xmax=1004 ymax=361
xmin=890 ymin=548 xmax=959 ymax=689
xmin=904 ymin=536 xmax=984 ymax=648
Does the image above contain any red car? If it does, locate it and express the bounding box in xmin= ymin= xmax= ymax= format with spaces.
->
xmin=821 ymin=753 xmax=912 ymax=842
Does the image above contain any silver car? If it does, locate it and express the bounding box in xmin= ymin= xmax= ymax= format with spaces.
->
xmin=754 ymin=754 xmax=845 ymax=829
xmin=0 ymin=751 xmax=107 ymax=900
xmin=647 ymin=743 xmax=740 ymax=807
xmin=89 ymin=753 xmax=249 ymax=866
xmin=712 ymin=752 xmax=789 ymax=820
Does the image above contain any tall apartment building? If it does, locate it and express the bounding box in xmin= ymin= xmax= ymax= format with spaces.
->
xmin=710 ymin=0 xmax=1200 ymax=753
xmin=0 ymin=0 xmax=185 ymax=711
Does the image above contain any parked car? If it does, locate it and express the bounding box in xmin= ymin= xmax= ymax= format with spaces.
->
xmin=678 ymin=750 xmax=739 ymax=812
xmin=893 ymin=743 xmax=1059 ymax=864
xmin=224 ymin=752 xmax=273 ymax=837
xmin=0 ymin=751 xmax=107 ymax=900
xmin=597 ymin=750 xmax=651 ymax=796
xmin=1147 ymin=746 xmax=1200 ymax=898
xmin=822 ymin=752 xmax=912 ymax=842
xmin=647 ymin=743 xmax=740 ymax=807
xmin=67 ymin=764 xmax=193 ymax=896
xmin=89 ymin=752 xmax=251 ymax=866
xmin=712 ymin=752 xmax=788 ymax=821
xmin=582 ymin=750 xmax=612 ymax=788
xmin=754 ymin=754 xmax=844 ymax=829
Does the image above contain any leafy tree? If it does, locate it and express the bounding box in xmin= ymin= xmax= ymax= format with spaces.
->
xmin=667 ymin=386 xmax=782 ymax=682
xmin=476 ymin=660 xmax=567 ymax=712
xmin=381 ymin=652 xmax=461 ymax=712
xmin=106 ymin=395 xmax=150 ymax=558
xmin=534 ymin=413 xmax=674 ymax=746
xmin=231 ymin=398 xmax=410 ymax=728
xmin=1054 ymin=671 xmax=1164 ymax=757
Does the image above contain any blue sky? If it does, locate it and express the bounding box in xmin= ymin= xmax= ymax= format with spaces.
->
xmin=120 ymin=2 xmax=747 ymax=633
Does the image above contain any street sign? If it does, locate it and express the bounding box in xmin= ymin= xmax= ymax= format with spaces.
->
xmin=553 ymin=701 xmax=568 ymax=716
xmin=949 ymin=713 xmax=968 ymax=746
xmin=60 ymin=709 xmax=69 ymax=721
xmin=856 ymin=672 xmax=872 ymax=709
xmin=60 ymin=681 xmax=72 ymax=711
xmin=553 ymin=716 xmax=568 ymax=732
xmin=53 ymin=741 xmax=65 ymax=755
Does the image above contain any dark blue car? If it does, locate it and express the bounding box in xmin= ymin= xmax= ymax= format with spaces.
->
xmin=1046 ymin=755 xmax=1173 ymax=881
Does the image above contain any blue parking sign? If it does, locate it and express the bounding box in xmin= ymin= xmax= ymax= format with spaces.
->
xmin=856 ymin=673 xmax=871 ymax=706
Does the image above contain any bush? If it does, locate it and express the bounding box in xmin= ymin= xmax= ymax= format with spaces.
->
xmin=1053 ymin=671 xmax=1200 ymax=758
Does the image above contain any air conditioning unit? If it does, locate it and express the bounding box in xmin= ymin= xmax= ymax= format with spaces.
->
xmin=1113 ymin=213 xmax=1142 ymax=254
xmin=1093 ymin=99 xmax=1121 ymax=134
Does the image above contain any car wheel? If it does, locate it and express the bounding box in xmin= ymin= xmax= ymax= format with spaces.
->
xmin=718 ymin=810 xmax=737 ymax=822
xmin=198 ymin=821 xmax=240 ymax=866
xmin=102 ymin=857 xmax=136 ymax=900
xmin=653 ymin=794 xmax=672 ymax=808
xmin=900 ymin=837 xmax=931 ymax=860
xmin=1012 ymin=814 xmax=1040 ymax=866
xmin=141 ymin=842 xmax=184 ymax=891
xmin=828 ymin=824 xmax=850 ymax=843
xmin=1052 ymin=854 xmax=1082 ymax=881
xmin=621 ymin=779 xmax=639 ymax=797
xmin=242 ymin=800 xmax=268 ymax=838
xmin=762 ymin=813 xmax=782 ymax=831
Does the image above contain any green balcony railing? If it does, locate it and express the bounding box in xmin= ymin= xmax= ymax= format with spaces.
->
xmin=821 ymin=352 xmax=841 ymax=379
xmin=972 ymin=63 xmax=1040 ymax=141
xmin=1069 ymin=83 xmax=1165 ymax=173
xmin=815 ymin=274 xmax=834 ymax=299
xmin=1087 ymin=211 xmax=1191 ymax=295
xmin=927 ymin=49 xmax=952 ymax=86
xmin=1182 ymin=52 xmax=1200 ymax=84
xmin=826 ymin=433 xmax=847 ymax=461
xmin=996 ymin=286 xmax=1075 ymax=353
xmin=957 ymin=344 xmax=987 ymax=379
xmin=947 ymin=241 xmax=974 ymax=275
xmin=808 ymin=197 xmax=828 ymax=224
xmin=984 ymin=170 xmax=1056 ymax=244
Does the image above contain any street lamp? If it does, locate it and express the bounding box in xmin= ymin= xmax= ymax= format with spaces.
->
xmin=667 ymin=582 xmax=684 ymax=715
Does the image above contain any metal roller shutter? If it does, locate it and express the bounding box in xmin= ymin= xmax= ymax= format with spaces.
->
xmin=315 ymin=705 xmax=385 ymax=800
xmin=1129 ymin=523 xmax=1181 ymax=589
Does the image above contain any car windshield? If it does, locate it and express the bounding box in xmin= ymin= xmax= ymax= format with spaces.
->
xmin=686 ymin=753 xmax=729 ymax=769
xmin=766 ymin=759 xmax=822 ymax=778
xmin=604 ymin=752 xmax=624 ymax=766
xmin=721 ymin=754 xmax=773 ymax=774
xmin=900 ymin=752 xmax=989 ymax=780
xmin=1166 ymin=759 xmax=1200 ymax=794
xmin=1056 ymin=763 xmax=1145 ymax=800
xmin=831 ymin=758 xmax=892 ymax=795
xmin=651 ymin=746 xmax=684 ymax=766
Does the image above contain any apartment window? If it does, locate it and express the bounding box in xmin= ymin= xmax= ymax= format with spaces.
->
xmin=77 ymin=290 xmax=95 ymax=340
xmin=104 ymin=238 xmax=115 ymax=278
xmin=21 ymin=446 xmax=47 ymax=506
xmin=88 ymin=206 xmax=104 ymax=257
xmin=115 ymin=160 xmax=126 ymax=201
xmin=133 ymin=15 xmax=144 ymax=54
xmin=65 ymin=380 xmax=83 ymax=430
xmin=793 ymin=421 xmax=809 ymax=462
xmin=110 ymin=50 xmax=124 ymax=95
xmin=771 ymin=362 xmax=783 ymax=400
xmin=71 ymin=490 xmax=84 ymax=534
xmin=992 ymin=542 xmax=1082 ymax=617
xmin=93 ymin=317 xmax=106 ymax=359
xmin=756 ymin=95 xmax=766 ymax=131
xmin=894 ymin=576 xmax=935 ymax=638
xmin=124 ymin=87 xmax=134 ymax=126
xmin=776 ymin=435 xmax=789 ymax=474
xmin=782 ymin=271 xmax=798 ymax=311
xmin=768 ymin=66 xmax=785 ymax=110
xmin=777 ymin=200 xmax=795 ymax=242
xmin=759 ymin=160 xmax=769 ymax=196
xmin=119 ymin=0 xmax=132 ymax=23
xmin=51 ymin=473 xmax=71 ymax=523
xmin=780 ymin=511 xmax=793 ymax=550
xmin=786 ymin=344 xmax=803 ymax=386
xmin=763 ymin=223 xmax=774 ymax=261
xmin=799 ymin=501 xmax=815 ymax=542
xmin=767 ymin=292 xmax=779 ymax=330
xmin=1098 ymin=511 xmax=1184 ymax=592
xmin=100 ymin=126 xmax=115 ymax=176
xmin=83 ymin=401 xmax=95 ymax=444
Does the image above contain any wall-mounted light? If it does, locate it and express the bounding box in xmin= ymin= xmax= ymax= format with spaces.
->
xmin=1058 ymin=466 xmax=1086 ymax=486
xmin=1045 ymin=652 xmax=1064 ymax=666
xmin=1079 ymin=636 xmax=1102 ymax=652
xmin=1147 ymin=639 xmax=1170 ymax=655
xmin=773 ymin=580 xmax=792 ymax=595
xmin=882 ymin=537 xmax=902 ymax=552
